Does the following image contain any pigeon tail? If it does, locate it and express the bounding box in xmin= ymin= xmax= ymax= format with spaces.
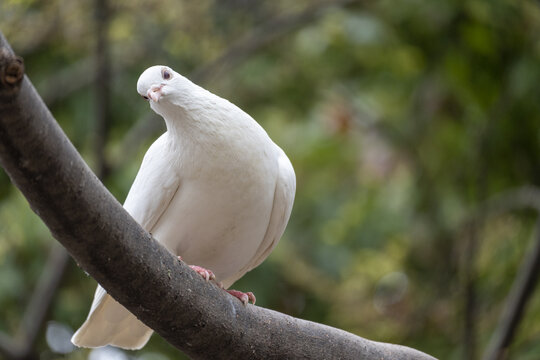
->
xmin=71 ymin=286 xmax=153 ymax=350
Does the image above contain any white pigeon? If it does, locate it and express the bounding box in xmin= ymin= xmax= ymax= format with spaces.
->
xmin=71 ymin=65 xmax=296 ymax=350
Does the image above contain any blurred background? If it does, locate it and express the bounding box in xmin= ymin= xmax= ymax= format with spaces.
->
xmin=1 ymin=0 xmax=540 ymax=359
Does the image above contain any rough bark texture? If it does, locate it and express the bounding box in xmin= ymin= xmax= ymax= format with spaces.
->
xmin=0 ymin=33 xmax=436 ymax=360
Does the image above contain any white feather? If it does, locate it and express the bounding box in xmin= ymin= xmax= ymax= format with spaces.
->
xmin=72 ymin=66 xmax=296 ymax=349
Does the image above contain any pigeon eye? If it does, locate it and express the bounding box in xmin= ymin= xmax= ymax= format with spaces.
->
xmin=142 ymin=95 xmax=149 ymax=100
xmin=162 ymin=68 xmax=172 ymax=80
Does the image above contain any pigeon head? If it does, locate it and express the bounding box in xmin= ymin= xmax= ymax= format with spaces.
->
xmin=137 ymin=65 xmax=179 ymax=102
xmin=137 ymin=65 xmax=233 ymax=129
xmin=137 ymin=65 xmax=202 ymax=115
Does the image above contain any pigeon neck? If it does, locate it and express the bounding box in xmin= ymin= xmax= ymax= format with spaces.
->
xmin=162 ymin=104 xmax=224 ymax=146
xmin=154 ymin=85 xmax=233 ymax=146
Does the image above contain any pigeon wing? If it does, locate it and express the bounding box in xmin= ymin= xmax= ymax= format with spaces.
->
xmin=72 ymin=133 xmax=181 ymax=349
xmin=123 ymin=133 xmax=180 ymax=232
xmin=223 ymin=146 xmax=295 ymax=288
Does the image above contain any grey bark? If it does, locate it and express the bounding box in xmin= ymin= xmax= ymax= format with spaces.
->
xmin=0 ymin=33 xmax=436 ymax=360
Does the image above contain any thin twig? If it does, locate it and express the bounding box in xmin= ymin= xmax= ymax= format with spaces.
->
xmin=18 ymin=244 xmax=69 ymax=348
xmin=93 ymin=0 xmax=112 ymax=179
xmin=481 ymin=219 xmax=540 ymax=360
xmin=0 ymin=244 xmax=69 ymax=360
xmin=450 ymin=186 xmax=540 ymax=360
xmin=191 ymin=0 xmax=362 ymax=84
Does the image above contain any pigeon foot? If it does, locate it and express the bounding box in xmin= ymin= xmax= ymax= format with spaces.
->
xmin=177 ymin=256 xmax=215 ymax=281
xmin=189 ymin=265 xmax=215 ymax=281
xmin=177 ymin=256 xmax=254 ymax=304
xmin=226 ymin=289 xmax=256 ymax=305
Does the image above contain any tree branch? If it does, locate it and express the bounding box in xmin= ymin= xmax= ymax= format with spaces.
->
xmin=0 ymin=32 xmax=435 ymax=360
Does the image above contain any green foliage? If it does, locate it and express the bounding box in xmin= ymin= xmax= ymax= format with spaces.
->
xmin=2 ymin=0 xmax=540 ymax=359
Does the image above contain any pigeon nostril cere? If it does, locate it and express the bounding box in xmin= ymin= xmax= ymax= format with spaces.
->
xmin=147 ymin=86 xmax=162 ymax=102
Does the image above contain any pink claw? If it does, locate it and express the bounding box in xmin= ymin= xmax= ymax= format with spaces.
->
xmin=189 ymin=265 xmax=215 ymax=281
xmin=175 ymin=257 xmax=255 ymax=305
xmin=227 ymin=289 xmax=256 ymax=305
xmin=177 ymin=256 xmax=215 ymax=281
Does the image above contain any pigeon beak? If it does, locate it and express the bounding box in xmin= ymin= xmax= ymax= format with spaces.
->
xmin=147 ymin=84 xmax=164 ymax=102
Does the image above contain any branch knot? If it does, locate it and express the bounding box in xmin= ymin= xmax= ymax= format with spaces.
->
xmin=0 ymin=47 xmax=24 ymax=91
